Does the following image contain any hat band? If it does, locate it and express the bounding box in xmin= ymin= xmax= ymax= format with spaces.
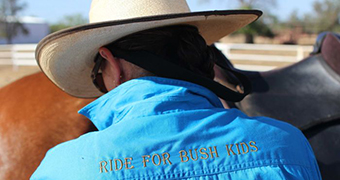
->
xmin=107 ymin=46 xmax=251 ymax=102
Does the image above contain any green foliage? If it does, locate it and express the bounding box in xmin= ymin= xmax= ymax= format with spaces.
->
xmin=199 ymin=0 xmax=340 ymax=43
xmin=0 ymin=22 xmax=5 ymax=37
xmin=50 ymin=24 xmax=71 ymax=33
xmin=305 ymin=0 xmax=340 ymax=33
xmin=198 ymin=0 xmax=276 ymax=8
xmin=198 ymin=0 xmax=276 ymax=43
xmin=237 ymin=19 xmax=275 ymax=37
xmin=50 ymin=14 xmax=88 ymax=33
xmin=0 ymin=0 xmax=28 ymax=44
xmin=283 ymin=0 xmax=340 ymax=34
xmin=0 ymin=0 xmax=26 ymax=16
xmin=237 ymin=0 xmax=276 ymax=9
xmin=234 ymin=4 xmax=276 ymax=43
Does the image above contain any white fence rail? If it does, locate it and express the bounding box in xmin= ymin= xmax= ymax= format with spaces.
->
xmin=0 ymin=43 xmax=314 ymax=71
xmin=0 ymin=44 xmax=37 ymax=68
xmin=215 ymin=43 xmax=313 ymax=71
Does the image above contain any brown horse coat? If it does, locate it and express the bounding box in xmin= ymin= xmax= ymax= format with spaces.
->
xmin=0 ymin=72 xmax=96 ymax=180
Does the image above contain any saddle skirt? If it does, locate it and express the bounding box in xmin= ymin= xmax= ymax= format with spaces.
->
xmin=216 ymin=32 xmax=340 ymax=179
xmin=236 ymin=33 xmax=340 ymax=131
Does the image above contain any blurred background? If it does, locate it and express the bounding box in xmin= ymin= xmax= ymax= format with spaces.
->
xmin=0 ymin=0 xmax=339 ymax=87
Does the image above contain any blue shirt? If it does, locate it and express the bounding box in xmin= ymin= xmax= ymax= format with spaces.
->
xmin=31 ymin=77 xmax=321 ymax=180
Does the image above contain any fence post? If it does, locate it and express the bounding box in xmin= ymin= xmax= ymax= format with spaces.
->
xmin=297 ymin=46 xmax=304 ymax=61
xmin=11 ymin=45 xmax=19 ymax=71
xmin=215 ymin=43 xmax=232 ymax=57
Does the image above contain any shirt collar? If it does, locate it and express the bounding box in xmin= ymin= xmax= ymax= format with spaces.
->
xmin=79 ymin=77 xmax=223 ymax=130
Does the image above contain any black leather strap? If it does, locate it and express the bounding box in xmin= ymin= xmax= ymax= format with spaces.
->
xmin=109 ymin=47 xmax=251 ymax=102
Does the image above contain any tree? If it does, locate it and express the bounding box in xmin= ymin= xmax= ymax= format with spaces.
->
xmin=237 ymin=2 xmax=277 ymax=43
xmin=50 ymin=14 xmax=87 ymax=33
xmin=237 ymin=16 xmax=275 ymax=43
xmin=198 ymin=0 xmax=276 ymax=8
xmin=199 ymin=0 xmax=277 ymax=43
xmin=0 ymin=0 xmax=28 ymax=44
xmin=304 ymin=0 xmax=340 ymax=33
xmin=236 ymin=0 xmax=276 ymax=9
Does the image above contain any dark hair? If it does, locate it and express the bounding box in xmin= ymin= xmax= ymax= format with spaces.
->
xmin=108 ymin=25 xmax=216 ymax=79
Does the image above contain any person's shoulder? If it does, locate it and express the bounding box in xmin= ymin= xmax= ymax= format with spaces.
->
xmin=210 ymin=108 xmax=310 ymax=156
xmin=228 ymin=108 xmax=303 ymax=136
xmin=210 ymin=108 xmax=305 ymax=144
xmin=30 ymin=132 xmax=98 ymax=180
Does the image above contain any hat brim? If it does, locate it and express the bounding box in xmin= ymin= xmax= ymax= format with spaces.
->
xmin=36 ymin=10 xmax=262 ymax=98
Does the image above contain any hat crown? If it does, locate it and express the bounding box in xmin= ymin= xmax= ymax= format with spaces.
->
xmin=89 ymin=0 xmax=191 ymax=23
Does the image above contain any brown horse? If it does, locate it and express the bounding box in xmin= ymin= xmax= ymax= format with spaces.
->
xmin=0 ymin=72 xmax=96 ymax=180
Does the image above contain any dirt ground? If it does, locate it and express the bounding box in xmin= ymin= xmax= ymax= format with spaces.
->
xmin=0 ymin=65 xmax=41 ymax=88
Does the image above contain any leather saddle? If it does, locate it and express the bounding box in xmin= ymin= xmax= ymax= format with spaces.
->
xmin=214 ymin=32 xmax=340 ymax=180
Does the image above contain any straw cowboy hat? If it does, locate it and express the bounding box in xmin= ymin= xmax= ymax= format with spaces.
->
xmin=36 ymin=0 xmax=262 ymax=98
